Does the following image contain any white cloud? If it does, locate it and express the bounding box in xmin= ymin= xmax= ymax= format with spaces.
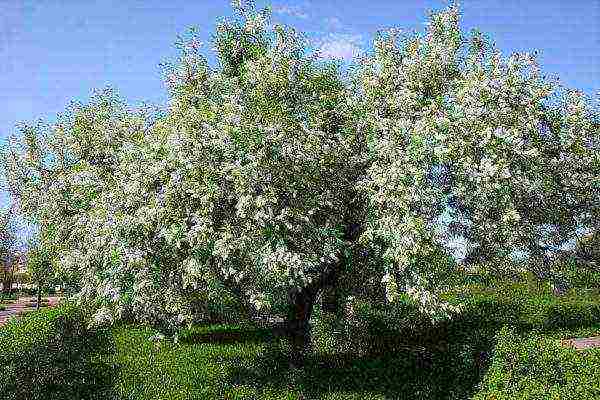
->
xmin=272 ymin=4 xmax=309 ymax=19
xmin=315 ymin=33 xmax=364 ymax=61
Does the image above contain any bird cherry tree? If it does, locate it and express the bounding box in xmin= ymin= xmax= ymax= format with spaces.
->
xmin=4 ymin=1 xmax=367 ymax=365
xmin=3 ymin=0 xmax=599 ymax=367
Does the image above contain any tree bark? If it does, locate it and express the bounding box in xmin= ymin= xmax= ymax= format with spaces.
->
xmin=282 ymin=221 xmax=364 ymax=366
xmin=3 ymin=266 xmax=13 ymax=295
xmin=321 ymin=284 xmax=341 ymax=313
xmin=9 ymin=268 xmax=13 ymax=295
xmin=285 ymin=286 xmax=317 ymax=367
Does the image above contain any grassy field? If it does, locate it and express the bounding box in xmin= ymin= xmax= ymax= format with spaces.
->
xmin=3 ymin=278 xmax=600 ymax=399
xmin=101 ymin=324 xmax=472 ymax=400
xmin=83 ymin=280 xmax=600 ymax=400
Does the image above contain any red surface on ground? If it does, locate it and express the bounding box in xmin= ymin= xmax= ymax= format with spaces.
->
xmin=0 ymin=296 xmax=62 ymax=327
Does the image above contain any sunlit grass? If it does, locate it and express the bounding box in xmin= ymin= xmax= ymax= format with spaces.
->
xmin=4 ymin=279 xmax=600 ymax=399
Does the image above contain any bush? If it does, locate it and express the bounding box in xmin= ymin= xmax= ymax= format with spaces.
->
xmin=0 ymin=293 xmax=17 ymax=302
xmin=546 ymin=301 xmax=600 ymax=329
xmin=446 ymin=283 xmax=600 ymax=334
xmin=17 ymin=288 xmax=38 ymax=296
xmin=311 ymin=295 xmax=442 ymax=357
xmin=474 ymin=326 xmax=600 ymax=400
xmin=520 ymin=296 xmax=600 ymax=332
xmin=0 ymin=301 xmax=116 ymax=400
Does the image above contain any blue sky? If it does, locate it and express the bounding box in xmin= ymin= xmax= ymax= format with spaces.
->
xmin=1 ymin=0 xmax=598 ymax=245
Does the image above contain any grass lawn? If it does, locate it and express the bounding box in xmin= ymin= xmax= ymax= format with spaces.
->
xmin=90 ymin=280 xmax=600 ymax=400
xmin=99 ymin=323 xmax=478 ymax=400
xmin=4 ymin=278 xmax=600 ymax=399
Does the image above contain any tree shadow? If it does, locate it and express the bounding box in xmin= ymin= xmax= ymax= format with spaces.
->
xmin=179 ymin=293 xmax=600 ymax=399
xmin=219 ymin=329 xmax=494 ymax=400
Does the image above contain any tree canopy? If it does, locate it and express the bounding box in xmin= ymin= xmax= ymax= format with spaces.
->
xmin=2 ymin=0 xmax=599 ymax=362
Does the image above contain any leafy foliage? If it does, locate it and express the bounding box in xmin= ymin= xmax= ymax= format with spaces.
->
xmin=474 ymin=327 xmax=600 ymax=400
xmin=0 ymin=302 xmax=117 ymax=400
xmin=1 ymin=0 xmax=598 ymax=353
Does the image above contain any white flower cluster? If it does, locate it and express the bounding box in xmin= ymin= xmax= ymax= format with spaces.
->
xmin=90 ymin=306 xmax=114 ymax=328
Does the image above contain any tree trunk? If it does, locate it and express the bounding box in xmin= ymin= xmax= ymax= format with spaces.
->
xmin=36 ymin=281 xmax=42 ymax=310
xmin=285 ymin=286 xmax=317 ymax=368
xmin=280 ymin=220 xmax=363 ymax=366
xmin=321 ymin=284 xmax=341 ymax=313
xmin=3 ymin=267 xmax=13 ymax=295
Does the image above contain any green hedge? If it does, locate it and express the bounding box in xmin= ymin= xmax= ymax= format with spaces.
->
xmin=0 ymin=293 xmax=17 ymax=302
xmin=323 ymin=289 xmax=600 ymax=400
xmin=474 ymin=326 xmax=600 ymax=400
xmin=0 ymin=301 xmax=117 ymax=400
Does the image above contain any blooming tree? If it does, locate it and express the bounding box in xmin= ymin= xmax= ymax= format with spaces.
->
xmin=4 ymin=2 xmax=364 ymax=364
xmin=3 ymin=0 xmax=599 ymax=366
xmin=0 ymin=206 xmax=18 ymax=295
xmin=355 ymin=3 xmax=599 ymax=299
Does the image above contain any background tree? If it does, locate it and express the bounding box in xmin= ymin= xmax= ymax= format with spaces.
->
xmin=0 ymin=206 xmax=18 ymax=295
xmin=355 ymin=3 xmax=599 ymax=307
xmin=548 ymin=230 xmax=600 ymax=291
xmin=26 ymin=236 xmax=56 ymax=309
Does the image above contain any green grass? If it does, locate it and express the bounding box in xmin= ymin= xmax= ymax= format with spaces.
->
xmin=3 ymin=279 xmax=600 ymax=399
xmin=102 ymin=323 xmax=481 ymax=400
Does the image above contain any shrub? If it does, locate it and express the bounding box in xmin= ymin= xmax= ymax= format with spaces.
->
xmin=0 ymin=293 xmax=17 ymax=302
xmin=311 ymin=295 xmax=443 ymax=357
xmin=0 ymin=301 xmax=116 ymax=400
xmin=474 ymin=326 xmax=600 ymax=400
xmin=543 ymin=301 xmax=600 ymax=330
xmin=520 ymin=296 xmax=600 ymax=332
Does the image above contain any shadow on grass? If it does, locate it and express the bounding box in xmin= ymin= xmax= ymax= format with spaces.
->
xmin=104 ymin=289 xmax=600 ymax=399
xmin=170 ymin=311 xmax=502 ymax=399
xmin=218 ymin=337 xmax=492 ymax=400
xmin=180 ymin=317 xmax=495 ymax=400
xmin=179 ymin=324 xmax=284 ymax=346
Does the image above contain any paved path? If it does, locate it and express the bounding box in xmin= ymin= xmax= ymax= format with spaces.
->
xmin=0 ymin=296 xmax=62 ymax=327
xmin=560 ymin=336 xmax=600 ymax=350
